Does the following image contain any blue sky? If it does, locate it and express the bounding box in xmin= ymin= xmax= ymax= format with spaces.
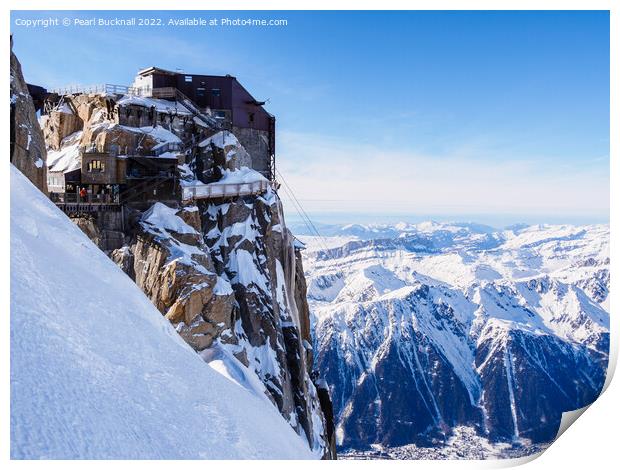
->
xmin=11 ymin=10 xmax=610 ymax=226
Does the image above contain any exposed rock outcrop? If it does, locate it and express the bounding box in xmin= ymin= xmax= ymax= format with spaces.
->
xmin=110 ymin=246 xmax=135 ymax=280
xmin=41 ymin=107 xmax=82 ymax=151
xmin=39 ymin=87 xmax=336 ymax=458
xmin=198 ymin=188 xmax=337 ymax=457
xmin=127 ymin=203 xmax=237 ymax=352
xmin=70 ymin=216 xmax=102 ymax=246
xmin=42 ymin=93 xmax=167 ymax=156
xmin=294 ymin=249 xmax=312 ymax=345
xmin=10 ymin=40 xmax=47 ymax=193
xmin=68 ymin=213 xmax=126 ymax=252
xmin=115 ymin=191 xmax=336 ymax=457
xmin=197 ymin=131 xmax=252 ymax=182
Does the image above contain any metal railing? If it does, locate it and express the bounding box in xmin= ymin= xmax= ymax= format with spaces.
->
xmin=51 ymin=83 xmax=222 ymax=128
xmin=50 ymin=83 xmax=143 ymax=96
xmin=152 ymin=141 xmax=182 ymax=156
xmin=54 ymin=202 xmax=122 ymax=214
xmin=50 ymin=192 xmax=120 ymax=204
xmin=182 ymin=179 xmax=269 ymax=201
xmin=150 ymin=87 xmax=220 ymax=128
xmin=79 ymin=142 xmax=182 ymax=158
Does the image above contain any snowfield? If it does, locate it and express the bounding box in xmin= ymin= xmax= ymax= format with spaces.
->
xmin=10 ymin=165 xmax=314 ymax=459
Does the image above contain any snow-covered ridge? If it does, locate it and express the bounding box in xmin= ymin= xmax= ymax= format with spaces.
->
xmin=300 ymin=221 xmax=609 ymax=289
xmin=304 ymin=220 xmax=609 ymax=453
xmin=10 ymin=165 xmax=314 ymax=459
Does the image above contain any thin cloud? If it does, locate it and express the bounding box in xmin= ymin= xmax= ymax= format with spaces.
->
xmin=276 ymin=130 xmax=609 ymax=219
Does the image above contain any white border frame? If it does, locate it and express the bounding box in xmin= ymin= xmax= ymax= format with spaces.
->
xmin=2 ymin=2 xmax=616 ymax=468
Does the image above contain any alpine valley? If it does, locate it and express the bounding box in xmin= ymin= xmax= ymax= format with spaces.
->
xmin=296 ymin=221 xmax=610 ymax=459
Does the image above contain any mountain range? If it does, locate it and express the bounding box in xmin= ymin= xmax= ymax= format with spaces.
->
xmin=299 ymin=221 xmax=609 ymax=457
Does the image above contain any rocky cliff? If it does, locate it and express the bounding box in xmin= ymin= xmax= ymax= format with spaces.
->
xmin=107 ymin=192 xmax=335 ymax=457
xmin=10 ymin=40 xmax=47 ymax=193
xmin=40 ymin=90 xmax=336 ymax=457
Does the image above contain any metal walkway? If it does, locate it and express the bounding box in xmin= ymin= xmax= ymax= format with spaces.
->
xmin=182 ymin=180 xmax=269 ymax=202
xmin=54 ymin=202 xmax=122 ymax=214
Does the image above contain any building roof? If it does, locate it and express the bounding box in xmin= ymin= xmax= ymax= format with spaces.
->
xmin=137 ymin=66 xmax=179 ymax=77
xmin=137 ymin=66 xmax=237 ymax=81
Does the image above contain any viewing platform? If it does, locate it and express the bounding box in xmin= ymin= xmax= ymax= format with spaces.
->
xmin=182 ymin=180 xmax=269 ymax=202
xmin=50 ymin=192 xmax=122 ymax=213
xmin=53 ymin=202 xmax=122 ymax=214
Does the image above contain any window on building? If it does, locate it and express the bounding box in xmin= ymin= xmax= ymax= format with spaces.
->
xmin=215 ymin=110 xmax=226 ymax=118
xmin=211 ymin=88 xmax=221 ymax=97
xmin=184 ymin=75 xmax=193 ymax=82
xmin=88 ymin=160 xmax=105 ymax=173
xmin=249 ymin=112 xmax=255 ymax=123
xmin=197 ymin=87 xmax=205 ymax=97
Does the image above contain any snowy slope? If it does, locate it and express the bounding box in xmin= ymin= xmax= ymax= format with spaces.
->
xmin=302 ymin=221 xmax=609 ymax=453
xmin=10 ymin=165 xmax=314 ymax=459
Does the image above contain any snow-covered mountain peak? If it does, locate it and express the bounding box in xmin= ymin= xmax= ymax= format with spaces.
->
xmin=304 ymin=220 xmax=609 ymax=453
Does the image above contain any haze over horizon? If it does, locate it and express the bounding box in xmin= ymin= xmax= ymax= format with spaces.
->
xmin=283 ymin=211 xmax=609 ymax=232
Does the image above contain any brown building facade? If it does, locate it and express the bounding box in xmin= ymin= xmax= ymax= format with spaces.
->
xmin=132 ymin=67 xmax=275 ymax=179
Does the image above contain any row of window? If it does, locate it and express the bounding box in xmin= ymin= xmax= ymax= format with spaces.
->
xmin=87 ymin=160 xmax=105 ymax=173
xmin=183 ymin=76 xmax=221 ymax=97
xmin=195 ymin=87 xmax=221 ymax=97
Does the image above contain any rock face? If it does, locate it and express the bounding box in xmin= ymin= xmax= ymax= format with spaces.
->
xmin=38 ymin=86 xmax=336 ymax=457
xmin=70 ymin=216 xmax=102 ymax=247
xmin=69 ymin=213 xmax=126 ymax=252
xmin=128 ymin=203 xmax=236 ymax=352
xmin=110 ymin=246 xmax=135 ymax=280
xmin=304 ymin=223 xmax=609 ymax=453
xmin=41 ymin=106 xmax=83 ymax=151
xmin=41 ymin=93 xmax=168 ymax=156
xmin=113 ymin=194 xmax=335 ymax=457
xmin=199 ymin=191 xmax=331 ymax=455
xmin=10 ymin=41 xmax=47 ymax=193
xmin=294 ymin=249 xmax=312 ymax=343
